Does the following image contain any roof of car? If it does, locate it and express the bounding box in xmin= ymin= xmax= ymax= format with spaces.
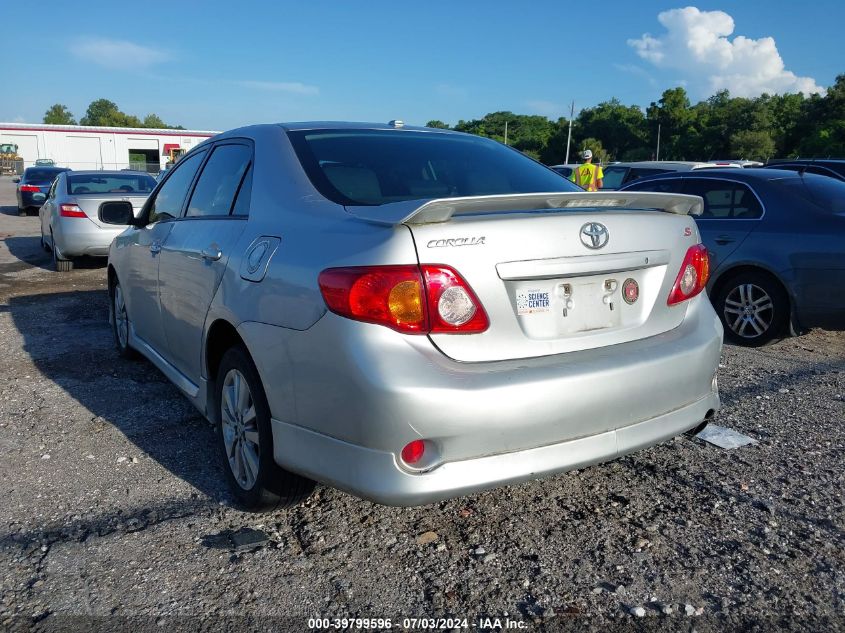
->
xmin=24 ymin=166 xmax=69 ymax=172
xmin=620 ymin=167 xmax=809 ymax=184
xmin=604 ymin=161 xmax=726 ymax=169
xmin=278 ymin=121 xmax=453 ymax=133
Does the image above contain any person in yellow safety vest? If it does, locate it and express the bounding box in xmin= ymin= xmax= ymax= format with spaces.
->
xmin=570 ymin=149 xmax=603 ymax=191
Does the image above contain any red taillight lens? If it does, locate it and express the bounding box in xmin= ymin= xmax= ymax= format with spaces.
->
xmin=318 ymin=264 xmax=488 ymax=334
xmin=59 ymin=204 xmax=87 ymax=218
xmin=401 ymin=440 xmax=425 ymax=465
xmin=20 ymin=185 xmax=41 ymax=192
xmin=667 ymin=244 xmax=710 ymax=305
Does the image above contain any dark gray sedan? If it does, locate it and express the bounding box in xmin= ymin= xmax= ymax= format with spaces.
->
xmin=621 ymin=169 xmax=845 ymax=345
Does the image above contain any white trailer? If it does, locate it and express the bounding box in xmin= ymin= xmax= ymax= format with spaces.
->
xmin=0 ymin=122 xmax=219 ymax=173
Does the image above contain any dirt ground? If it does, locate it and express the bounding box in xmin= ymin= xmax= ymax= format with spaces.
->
xmin=0 ymin=175 xmax=843 ymax=632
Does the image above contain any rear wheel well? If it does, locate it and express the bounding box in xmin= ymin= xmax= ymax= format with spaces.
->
xmin=206 ymin=320 xmax=246 ymax=384
xmin=710 ymin=265 xmax=790 ymax=311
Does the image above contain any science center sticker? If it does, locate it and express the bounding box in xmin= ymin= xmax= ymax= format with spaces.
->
xmin=516 ymin=289 xmax=550 ymax=315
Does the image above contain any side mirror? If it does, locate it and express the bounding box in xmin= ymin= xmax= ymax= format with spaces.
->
xmin=12 ymin=177 xmax=20 ymax=183
xmin=99 ymin=201 xmax=137 ymax=226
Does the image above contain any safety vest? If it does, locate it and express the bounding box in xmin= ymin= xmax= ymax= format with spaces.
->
xmin=571 ymin=163 xmax=603 ymax=191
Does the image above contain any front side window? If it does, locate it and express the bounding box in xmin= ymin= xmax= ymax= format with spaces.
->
xmin=185 ymin=144 xmax=252 ymax=218
xmin=287 ymin=129 xmax=580 ymax=207
xmin=683 ymin=179 xmax=763 ymax=219
xmin=600 ymin=167 xmax=629 ymax=190
xmin=147 ymin=150 xmax=206 ymax=223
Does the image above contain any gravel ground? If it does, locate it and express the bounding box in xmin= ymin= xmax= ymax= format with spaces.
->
xmin=0 ymin=175 xmax=842 ymax=632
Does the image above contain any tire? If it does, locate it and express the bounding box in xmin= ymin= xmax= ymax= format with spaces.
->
xmin=215 ymin=345 xmax=314 ymax=511
xmin=110 ymin=278 xmax=138 ymax=360
xmin=18 ymin=206 xmax=27 ymax=217
xmin=51 ymin=231 xmax=73 ymax=272
xmin=714 ymin=271 xmax=788 ymax=346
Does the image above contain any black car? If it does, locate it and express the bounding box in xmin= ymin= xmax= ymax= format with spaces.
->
xmin=14 ymin=166 xmax=71 ymax=216
xmin=762 ymin=159 xmax=845 ymax=182
xmin=619 ymin=168 xmax=845 ymax=345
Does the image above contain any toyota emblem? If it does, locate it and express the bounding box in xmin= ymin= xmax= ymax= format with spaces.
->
xmin=579 ymin=222 xmax=609 ymax=249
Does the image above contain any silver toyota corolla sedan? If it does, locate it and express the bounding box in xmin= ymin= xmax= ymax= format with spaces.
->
xmin=104 ymin=122 xmax=723 ymax=509
xmin=40 ymin=170 xmax=157 ymax=271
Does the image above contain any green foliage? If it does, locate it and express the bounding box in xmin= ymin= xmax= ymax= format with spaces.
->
xmin=425 ymin=120 xmax=450 ymax=129
xmin=76 ymin=99 xmax=181 ymax=129
xmin=43 ymin=104 xmax=76 ymax=125
xmin=436 ymin=74 xmax=845 ymax=163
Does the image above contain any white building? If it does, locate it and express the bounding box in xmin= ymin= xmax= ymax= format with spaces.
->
xmin=0 ymin=122 xmax=219 ymax=173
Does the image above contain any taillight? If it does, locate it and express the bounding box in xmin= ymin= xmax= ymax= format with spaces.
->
xmin=667 ymin=244 xmax=710 ymax=305
xmin=318 ymin=264 xmax=488 ymax=334
xmin=59 ymin=204 xmax=87 ymax=218
xmin=19 ymin=185 xmax=41 ymax=192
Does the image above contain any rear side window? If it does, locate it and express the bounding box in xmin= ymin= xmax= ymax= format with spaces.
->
xmin=185 ymin=144 xmax=252 ymax=218
xmin=623 ymin=178 xmax=682 ymax=194
xmin=773 ymin=173 xmax=845 ymax=213
xmin=682 ymin=179 xmax=763 ymax=219
xmin=626 ymin=167 xmax=669 ymax=183
xmin=147 ymin=150 xmax=206 ymax=223
xmin=287 ymin=129 xmax=579 ymax=206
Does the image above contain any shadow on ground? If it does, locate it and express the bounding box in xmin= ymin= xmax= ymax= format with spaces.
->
xmin=6 ymin=289 xmax=231 ymax=506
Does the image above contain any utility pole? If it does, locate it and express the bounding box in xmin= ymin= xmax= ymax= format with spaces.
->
xmin=504 ymin=120 xmax=508 ymax=146
xmin=656 ymin=123 xmax=661 ymax=161
xmin=564 ymin=100 xmax=575 ymax=164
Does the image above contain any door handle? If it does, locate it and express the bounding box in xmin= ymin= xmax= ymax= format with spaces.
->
xmin=149 ymin=242 xmax=161 ymax=254
xmin=714 ymin=235 xmax=734 ymax=245
xmin=201 ymin=246 xmax=222 ymax=261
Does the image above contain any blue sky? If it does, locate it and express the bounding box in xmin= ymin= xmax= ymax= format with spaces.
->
xmin=2 ymin=1 xmax=842 ymax=131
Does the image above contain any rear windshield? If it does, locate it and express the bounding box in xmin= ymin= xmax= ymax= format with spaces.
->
xmin=771 ymin=173 xmax=845 ymax=214
xmin=67 ymin=173 xmax=157 ymax=195
xmin=24 ymin=169 xmax=65 ymax=183
xmin=287 ymin=129 xmax=580 ymax=206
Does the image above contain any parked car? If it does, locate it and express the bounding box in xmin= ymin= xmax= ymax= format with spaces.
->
xmin=708 ymin=159 xmax=763 ymax=168
xmin=620 ymin=169 xmax=845 ymax=345
xmin=34 ymin=158 xmax=56 ymax=166
xmin=40 ymin=170 xmax=157 ymax=271
xmin=548 ymin=164 xmax=578 ymax=178
xmin=103 ymin=122 xmax=722 ymax=509
xmin=601 ymin=161 xmax=742 ymax=190
xmin=762 ymin=159 xmax=845 ymax=182
xmin=13 ymin=166 xmax=71 ymax=215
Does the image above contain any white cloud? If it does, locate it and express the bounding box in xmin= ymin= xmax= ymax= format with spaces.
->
xmin=628 ymin=7 xmax=824 ymax=97
xmin=72 ymin=37 xmax=169 ymax=69
xmin=238 ymin=81 xmax=319 ymax=95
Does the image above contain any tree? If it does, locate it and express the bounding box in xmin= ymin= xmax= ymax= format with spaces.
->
xmin=143 ymin=114 xmax=167 ymax=129
xmin=576 ymin=99 xmax=648 ymax=162
xmin=730 ymin=130 xmax=776 ymax=161
xmin=43 ymin=104 xmax=76 ymax=125
xmin=425 ymin=120 xmax=450 ymax=129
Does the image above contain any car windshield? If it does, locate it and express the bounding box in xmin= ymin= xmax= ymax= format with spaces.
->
xmin=287 ymin=129 xmax=580 ymax=206
xmin=600 ymin=166 xmax=628 ymax=190
xmin=66 ymin=173 xmax=157 ymax=195
xmin=771 ymin=173 xmax=845 ymax=214
xmin=24 ymin=169 xmax=64 ymax=183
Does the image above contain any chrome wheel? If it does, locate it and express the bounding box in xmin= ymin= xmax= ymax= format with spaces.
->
xmin=220 ymin=369 xmax=260 ymax=490
xmin=114 ymin=284 xmax=129 ymax=349
xmin=723 ymin=283 xmax=774 ymax=339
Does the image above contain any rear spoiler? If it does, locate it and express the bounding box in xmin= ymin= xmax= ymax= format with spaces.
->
xmin=345 ymin=191 xmax=703 ymax=226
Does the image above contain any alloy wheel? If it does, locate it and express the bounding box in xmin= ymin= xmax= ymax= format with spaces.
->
xmin=722 ymin=283 xmax=774 ymax=339
xmin=113 ymin=284 xmax=129 ymax=349
xmin=220 ymin=369 xmax=260 ymax=490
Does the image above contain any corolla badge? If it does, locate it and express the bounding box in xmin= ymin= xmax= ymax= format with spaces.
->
xmin=579 ymin=222 xmax=609 ymax=249
xmin=427 ymin=236 xmax=486 ymax=248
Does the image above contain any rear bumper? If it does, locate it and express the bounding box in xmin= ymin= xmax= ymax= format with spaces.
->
xmin=53 ymin=217 xmax=123 ymax=257
xmin=19 ymin=191 xmax=47 ymax=209
xmin=272 ymin=393 xmax=717 ymax=506
xmin=239 ymin=294 xmax=723 ymax=506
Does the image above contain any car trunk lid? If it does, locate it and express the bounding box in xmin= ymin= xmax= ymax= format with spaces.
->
xmin=70 ymin=194 xmax=147 ymax=228
xmin=348 ymin=192 xmax=705 ymax=362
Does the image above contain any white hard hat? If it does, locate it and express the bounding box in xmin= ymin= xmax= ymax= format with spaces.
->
xmin=582 ymin=149 xmax=593 ymax=160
